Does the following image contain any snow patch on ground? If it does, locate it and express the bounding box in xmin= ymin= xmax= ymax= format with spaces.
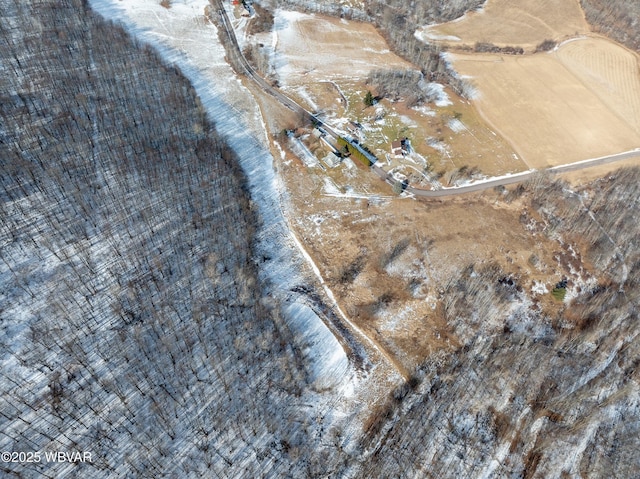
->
xmin=323 ymin=177 xmax=342 ymax=195
xmin=322 ymin=178 xmax=390 ymax=201
xmin=448 ymin=118 xmax=465 ymax=133
xmin=414 ymin=28 xmax=461 ymax=43
xmin=427 ymin=138 xmax=451 ymax=156
xmin=425 ymin=82 xmax=452 ymax=107
xmin=531 ymin=281 xmax=549 ymax=295
xmin=399 ymin=115 xmax=418 ymax=127
xmin=555 ymin=35 xmax=588 ymax=51
xmin=379 ymin=303 xmax=417 ymax=333
xmin=289 ymin=133 xmax=320 ymax=167
xmin=284 ymin=302 xmax=350 ymax=390
xmin=363 ymin=47 xmax=390 ymax=54
xmin=272 ymin=139 xmax=286 ymax=160
xmin=295 ymin=86 xmax=319 ymax=111
xmin=564 ymin=274 xmax=597 ymax=303
xmin=412 ymin=105 xmax=436 ymax=117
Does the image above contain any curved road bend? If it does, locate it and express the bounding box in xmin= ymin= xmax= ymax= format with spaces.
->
xmin=211 ymin=0 xmax=343 ymax=133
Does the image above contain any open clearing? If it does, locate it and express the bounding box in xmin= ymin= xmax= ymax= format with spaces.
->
xmin=450 ymin=37 xmax=640 ymax=168
xmin=418 ymin=0 xmax=589 ymax=49
xmin=274 ymin=10 xmax=413 ymax=84
xmin=556 ymin=37 xmax=640 ymax=133
xmin=261 ymin=3 xmax=640 ymax=367
xmin=268 ymin=10 xmax=523 ymax=181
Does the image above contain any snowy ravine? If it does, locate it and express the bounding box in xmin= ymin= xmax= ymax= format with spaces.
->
xmin=88 ymin=0 xmax=359 ymax=387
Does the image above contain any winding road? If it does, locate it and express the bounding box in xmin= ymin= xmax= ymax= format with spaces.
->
xmin=213 ymin=0 xmax=640 ymax=198
xmin=212 ymin=0 xmax=416 ymax=382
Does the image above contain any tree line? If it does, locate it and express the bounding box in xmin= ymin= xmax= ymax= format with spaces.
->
xmin=580 ymin=0 xmax=640 ymax=52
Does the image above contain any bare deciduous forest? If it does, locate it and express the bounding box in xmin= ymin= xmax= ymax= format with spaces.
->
xmin=366 ymin=69 xmax=432 ymax=107
xmin=0 ymin=1 xmax=347 ymax=477
xmin=580 ymin=0 xmax=640 ymax=52
xmin=357 ymin=169 xmax=640 ymax=477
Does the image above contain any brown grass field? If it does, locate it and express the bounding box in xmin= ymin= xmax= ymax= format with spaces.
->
xmin=275 ymin=147 xmax=602 ymax=370
xmin=419 ymin=0 xmax=589 ymax=49
xmin=556 ymin=37 xmax=640 ymax=132
xmin=274 ymin=10 xmax=413 ymax=85
xmin=450 ymin=37 xmax=640 ymax=168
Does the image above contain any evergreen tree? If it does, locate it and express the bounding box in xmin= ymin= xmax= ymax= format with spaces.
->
xmin=364 ymin=90 xmax=374 ymax=107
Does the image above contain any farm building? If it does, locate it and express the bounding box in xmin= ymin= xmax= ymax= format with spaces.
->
xmin=391 ymin=140 xmax=404 ymax=157
xmin=391 ymin=138 xmax=410 ymax=157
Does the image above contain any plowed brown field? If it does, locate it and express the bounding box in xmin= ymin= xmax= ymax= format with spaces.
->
xmin=556 ymin=38 xmax=640 ymax=132
xmin=450 ymin=37 xmax=640 ymax=167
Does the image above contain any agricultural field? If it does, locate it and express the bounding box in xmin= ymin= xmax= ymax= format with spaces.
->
xmin=272 ymin=10 xmax=412 ymax=83
xmin=418 ymin=0 xmax=590 ymax=50
xmin=556 ymin=37 xmax=640 ymax=133
xmin=449 ymin=36 xmax=640 ymax=168
xmin=257 ymin=0 xmax=640 ymax=182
